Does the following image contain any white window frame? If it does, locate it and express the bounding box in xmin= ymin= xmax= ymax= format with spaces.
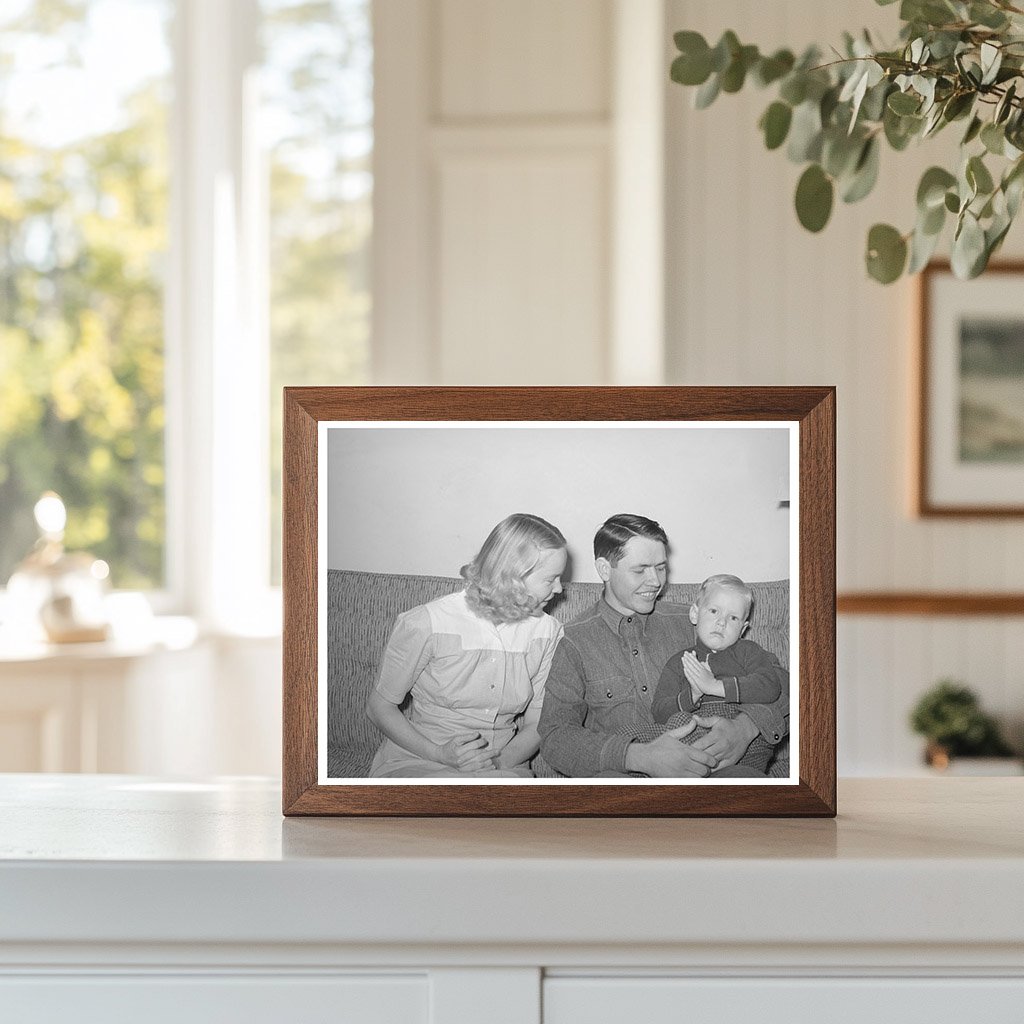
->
xmin=166 ymin=0 xmax=278 ymax=634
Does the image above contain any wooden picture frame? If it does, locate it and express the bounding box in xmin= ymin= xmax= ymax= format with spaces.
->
xmin=917 ymin=261 xmax=1024 ymax=517
xmin=283 ymin=387 xmax=836 ymax=816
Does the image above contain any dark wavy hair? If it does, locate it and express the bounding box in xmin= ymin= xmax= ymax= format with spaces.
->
xmin=593 ymin=514 xmax=668 ymax=565
xmin=461 ymin=513 xmax=567 ymax=624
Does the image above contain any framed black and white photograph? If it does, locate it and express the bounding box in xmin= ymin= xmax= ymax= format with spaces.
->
xmin=283 ymin=387 xmax=835 ymax=816
xmin=917 ymin=261 xmax=1024 ymax=517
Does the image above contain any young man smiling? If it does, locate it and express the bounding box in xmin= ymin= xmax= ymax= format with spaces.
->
xmin=537 ymin=514 xmax=787 ymax=778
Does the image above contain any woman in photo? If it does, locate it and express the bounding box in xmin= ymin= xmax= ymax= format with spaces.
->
xmin=366 ymin=513 xmax=567 ymax=777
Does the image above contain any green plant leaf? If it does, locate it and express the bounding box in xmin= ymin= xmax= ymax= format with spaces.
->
xmin=908 ymin=220 xmax=943 ymax=273
xmin=981 ymin=122 xmax=1005 ymax=155
xmin=917 ymin=166 xmax=957 ymax=210
xmin=962 ymin=115 xmax=983 ymax=145
xmin=779 ymin=74 xmax=807 ymax=106
xmin=760 ymin=101 xmax=792 ymax=150
xmin=888 ymin=90 xmax=921 ymax=115
xmin=980 ymin=41 xmax=1002 ymax=86
xmin=842 ymin=136 xmax=880 ymax=203
xmin=753 ymin=49 xmax=795 ymax=87
xmin=995 ymin=82 xmax=1017 ymax=125
xmin=866 ymin=223 xmax=908 ymax=283
xmin=951 ymin=211 xmax=986 ymax=278
xmin=970 ymin=2 xmax=1009 ymax=30
xmin=721 ymin=44 xmax=759 ymax=93
xmin=822 ymin=128 xmax=863 ymax=177
xmin=967 ymin=154 xmax=995 ymax=196
xmin=942 ymin=91 xmax=974 ymax=123
xmin=710 ymin=30 xmax=740 ymax=73
xmin=787 ymin=100 xmax=823 ymax=162
xmin=694 ymin=73 xmax=721 ymax=109
xmin=671 ymin=54 xmax=710 ymax=88
xmin=795 ymin=164 xmax=834 ymax=232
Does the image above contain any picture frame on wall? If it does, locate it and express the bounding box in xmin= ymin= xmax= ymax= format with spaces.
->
xmin=917 ymin=261 xmax=1024 ymax=517
xmin=282 ymin=387 xmax=836 ymax=817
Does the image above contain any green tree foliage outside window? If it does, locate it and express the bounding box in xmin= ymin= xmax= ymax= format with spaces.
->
xmin=0 ymin=0 xmax=170 ymax=589
xmin=263 ymin=0 xmax=372 ymax=584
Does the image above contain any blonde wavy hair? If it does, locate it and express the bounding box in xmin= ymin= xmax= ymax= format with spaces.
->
xmin=696 ymin=573 xmax=754 ymax=619
xmin=461 ymin=513 xmax=567 ymax=624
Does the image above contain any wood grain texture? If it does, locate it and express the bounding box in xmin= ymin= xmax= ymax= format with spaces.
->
xmin=916 ymin=260 xmax=1024 ymax=518
xmin=282 ymin=387 xmax=837 ymax=817
xmin=838 ymin=592 xmax=1024 ymax=615
xmin=282 ymin=392 xmax=319 ymax=813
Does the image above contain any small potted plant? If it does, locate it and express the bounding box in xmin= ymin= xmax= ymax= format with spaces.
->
xmin=910 ymin=680 xmax=1018 ymax=773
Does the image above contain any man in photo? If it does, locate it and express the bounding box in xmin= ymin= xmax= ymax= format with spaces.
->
xmin=537 ymin=514 xmax=788 ymax=778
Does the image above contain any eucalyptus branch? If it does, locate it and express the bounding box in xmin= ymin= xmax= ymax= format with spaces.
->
xmin=670 ymin=2 xmax=1024 ymax=283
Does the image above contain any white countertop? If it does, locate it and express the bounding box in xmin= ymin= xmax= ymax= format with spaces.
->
xmin=1 ymin=775 xmax=1022 ymax=952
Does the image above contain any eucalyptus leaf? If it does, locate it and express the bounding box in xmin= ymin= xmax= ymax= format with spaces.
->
xmin=795 ymin=164 xmax=834 ymax=232
xmin=710 ymin=31 xmax=740 ymax=73
xmin=970 ymin=2 xmax=1009 ymax=30
xmin=944 ymin=190 xmax=961 ymax=213
xmin=980 ymin=42 xmax=1002 ymax=87
xmin=694 ymin=73 xmax=721 ymax=109
xmin=888 ymin=91 xmax=921 ymax=115
xmin=951 ymin=211 xmax=986 ymax=278
xmin=787 ymin=100 xmax=824 ymax=162
xmin=754 ymin=49 xmax=795 ymax=87
xmin=671 ymin=33 xmax=713 ymax=87
xmin=822 ymin=128 xmax=864 ymax=178
xmin=917 ymin=166 xmax=957 ymax=210
xmin=760 ymin=102 xmax=793 ymax=150
xmin=860 ymin=79 xmax=892 ymax=122
xmin=721 ymin=44 xmax=759 ymax=93
xmin=962 ymin=115 xmax=983 ymax=145
xmin=921 ymin=200 xmax=946 ymax=235
xmin=842 ymin=137 xmax=881 ymax=203
xmin=995 ymin=82 xmax=1017 ymax=124
xmin=942 ymin=92 xmax=974 ymax=122
xmin=967 ymin=154 xmax=995 ymax=195
xmin=908 ymin=221 xmax=943 ymax=273
xmin=866 ymin=223 xmax=908 ymax=283
xmin=779 ymin=74 xmax=807 ymax=106
xmin=981 ymin=122 xmax=1005 ymax=155
xmin=884 ymin=106 xmax=921 ymax=149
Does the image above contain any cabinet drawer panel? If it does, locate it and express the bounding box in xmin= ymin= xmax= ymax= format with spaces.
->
xmin=545 ymin=977 xmax=1024 ymax=1023
xmin=0 ymin=974 xmax=426 ymax=1024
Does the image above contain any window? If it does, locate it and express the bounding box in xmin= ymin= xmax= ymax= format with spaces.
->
xmin=0 ymin=0 xmax=172 ymax=589
xmin=262 ymin=0 xmax=372 ymax=583
xmin=0 ymin=0 xmax=372 ymax=623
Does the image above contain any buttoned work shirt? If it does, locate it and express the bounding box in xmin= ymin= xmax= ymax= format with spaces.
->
xmin=538 ymin=598 xmax=788 ymax=777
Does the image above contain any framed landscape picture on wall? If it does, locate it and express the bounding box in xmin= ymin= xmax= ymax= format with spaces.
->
xmin=918 ymin=261 xmax=1024 ymax=516
xmin=282 ymin=387 xmax=836 ymax=817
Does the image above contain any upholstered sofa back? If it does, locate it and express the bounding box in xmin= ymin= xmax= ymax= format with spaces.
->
xmin=326 ymin=569 xmax=790 ymax=778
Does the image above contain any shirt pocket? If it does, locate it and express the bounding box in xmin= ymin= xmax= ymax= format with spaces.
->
xmin=584 ymin=675 xmax=637 ymax=731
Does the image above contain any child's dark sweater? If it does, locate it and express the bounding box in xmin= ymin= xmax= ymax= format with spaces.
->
xmin=650 ymin=637 xmax=788 ymax=725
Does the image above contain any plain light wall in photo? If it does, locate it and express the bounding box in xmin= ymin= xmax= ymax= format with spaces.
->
xmin=326 ymin=425 xmax=791 ymax=582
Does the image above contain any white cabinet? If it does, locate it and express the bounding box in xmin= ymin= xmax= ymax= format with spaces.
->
xmin=1 ymin=777 xmax=1023 ymax=1022
xmin=1 ymin=975 xmax=427 ymax=1024
xmin=544 ymin=977 xmax=1024 ymax=1023
xmin=0 ymin=638 xmax=209 ymax=773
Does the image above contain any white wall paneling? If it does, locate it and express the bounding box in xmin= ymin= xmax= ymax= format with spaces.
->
xmin=373 ymin=0 xmax=664 ymax=385
xmin=665 ymin=0 xmax=1024 ymax=775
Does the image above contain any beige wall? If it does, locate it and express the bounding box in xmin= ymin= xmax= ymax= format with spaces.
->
xmin=665 ymin=0 xmax=1024 ymax=771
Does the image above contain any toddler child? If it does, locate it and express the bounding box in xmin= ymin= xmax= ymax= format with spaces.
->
xmin=631 ymin=574 xmax=788 ymax=775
